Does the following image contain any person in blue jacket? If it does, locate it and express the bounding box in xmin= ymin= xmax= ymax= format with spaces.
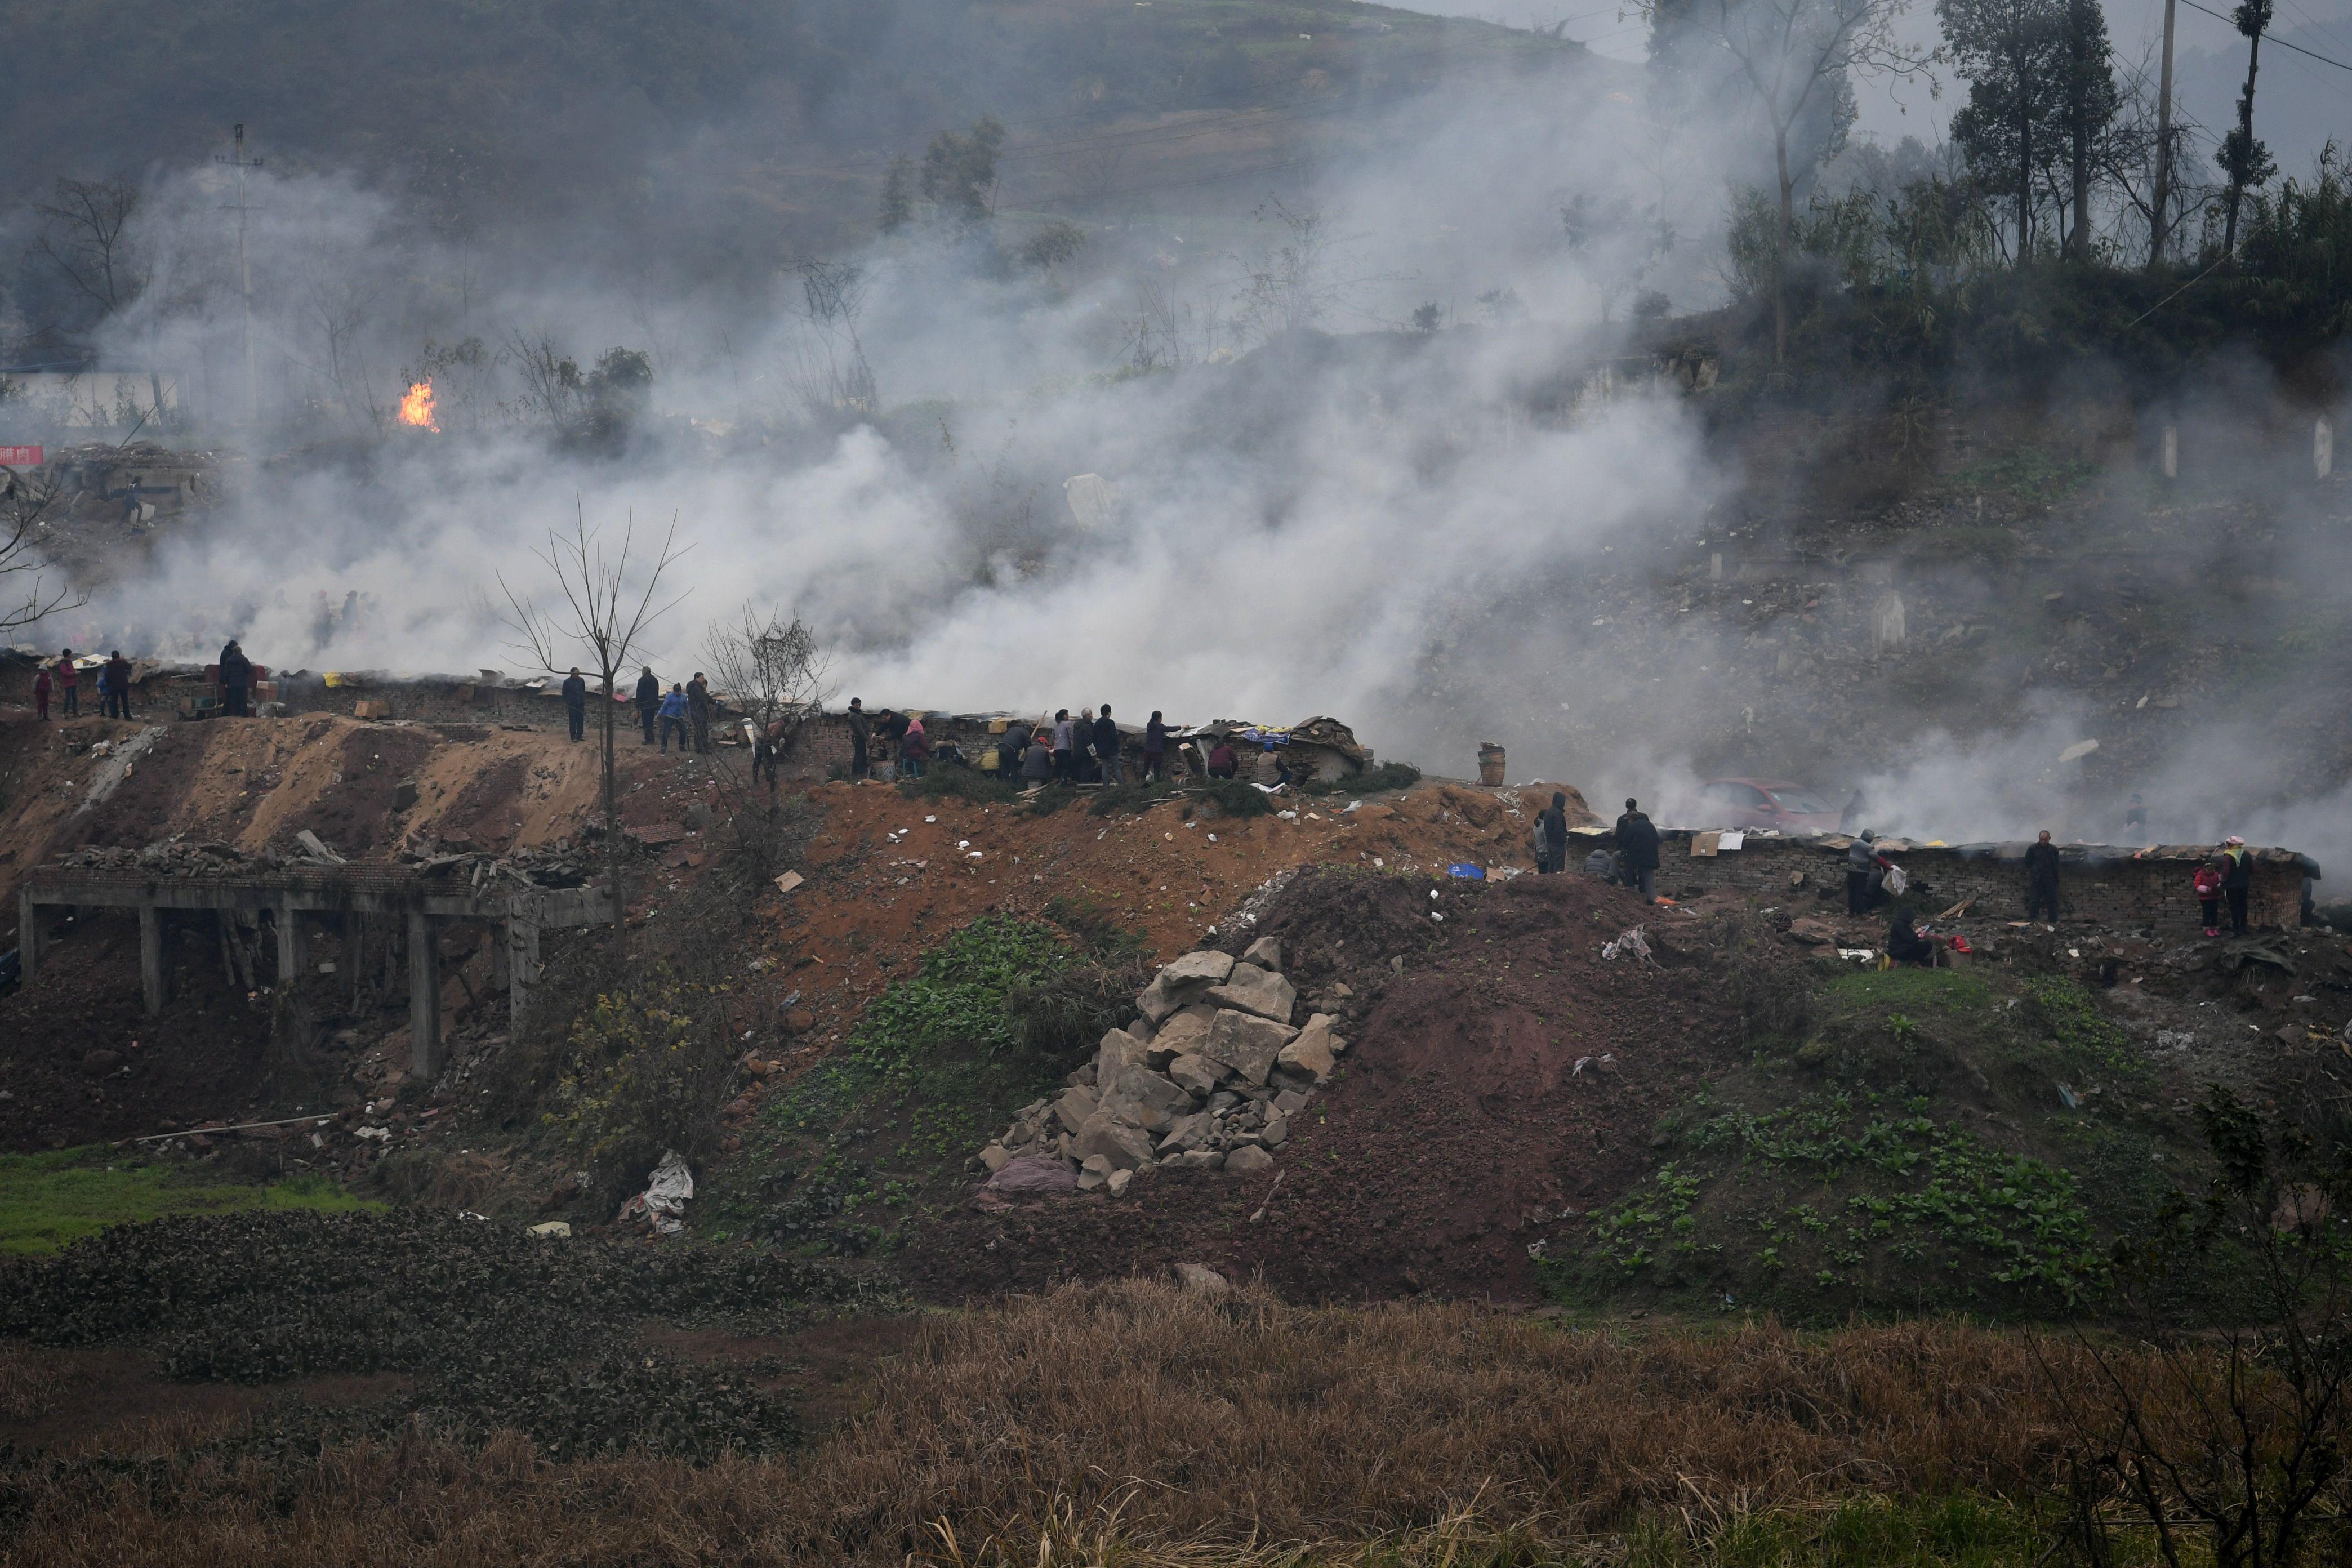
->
xmin=657 ymin=683 xmax=689 ymax=754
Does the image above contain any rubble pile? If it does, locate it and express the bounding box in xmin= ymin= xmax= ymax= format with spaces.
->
xmin=978 ymin=937 xmax=1345 ymax=1197
xmin=49 ymin=834 xmax=602 ymax=888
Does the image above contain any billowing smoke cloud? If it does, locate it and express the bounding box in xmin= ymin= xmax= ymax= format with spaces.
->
xmin=15 ymin=40 xmax=2351 ymax=868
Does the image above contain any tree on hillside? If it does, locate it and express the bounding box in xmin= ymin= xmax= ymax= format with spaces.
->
xmin=31 ymin=176 xmax=170 ymax=418
xmin=2058 ymin=0 xmax=2121 ymax=259
xmin=2217 ymin=0 xmax=2277 ymax=257
xmin=919 ymin=118 xmax=1006 ymax=225
xmin=1661 ymin=0 xmax=1930 ymax=364
xmin=500 ymin=505 xmax=689 ymax=961
xmin=877 ymin=156 xmax=915 ymax=234
xmin=1941 ymin=0 xmax=2068 ymax=259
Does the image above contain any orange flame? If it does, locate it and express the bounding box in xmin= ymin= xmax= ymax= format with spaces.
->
xmin=398 ymin=379 xmax=439 ymax=431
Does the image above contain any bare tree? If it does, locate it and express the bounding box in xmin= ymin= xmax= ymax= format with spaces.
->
xmin=702 ymin=607 xmax=832 ymax=889
xmin=1669 ymin=0 xmax=1934 ymax=362
xmin=785 ymin=260 xmax=877 ymax=415
xmin=0 ymin=462 xmax=87 ymax=637
xmin=32 ymin=176 xmax=167 ymax=421
xmin=703 ymin=605 xmax=832 ymax=746
xmin=500 ymin=504 xmax=691 ymax=959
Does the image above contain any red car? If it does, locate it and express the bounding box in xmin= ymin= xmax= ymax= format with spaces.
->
xmin=1696 ymin=778 xmax=1845 ymax=833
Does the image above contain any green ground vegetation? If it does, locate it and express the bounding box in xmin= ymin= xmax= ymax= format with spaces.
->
xmin=1554 ymin=966 xmax=2193 ymax=1319
xmin=703 ymin=911 xmax=1140 ymax=1254
xmin=0 ymin=1146 xmax=374 ymax=1256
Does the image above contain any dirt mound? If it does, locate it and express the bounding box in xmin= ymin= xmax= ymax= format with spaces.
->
xmin=907 ymin=868 xmax=1741 ymax=1302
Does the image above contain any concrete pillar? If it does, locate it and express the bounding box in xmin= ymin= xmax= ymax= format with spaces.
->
xmin=507 ymin=911 xmax=542 ymax=1031
xmin=139 ymin=903 xmax=166 ymax=1015
xmin=275 ymin=905 xmax=304 ymax=985
xmin=408 ymin=911 xmax=442 ymax=1079
xmin=2162 ymin=424 xmax=2179 ymax=479
xmin=2321 ymin=416 xmax=2335 ymax=480
xmin=17 ymin=889 xmax=38 ymax=986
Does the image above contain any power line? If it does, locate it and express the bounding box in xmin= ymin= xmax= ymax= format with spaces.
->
xmin=2178 ymin=0 xmax=2352 ymax=71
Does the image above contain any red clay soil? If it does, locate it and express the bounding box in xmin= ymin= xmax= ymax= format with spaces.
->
xmin=903 ymin=867 xmax=1743 ymax=1304
xmin=0 ymin=912 xmax=278 ymax=1149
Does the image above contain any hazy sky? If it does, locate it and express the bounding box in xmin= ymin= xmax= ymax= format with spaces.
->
xmin=1399 ymin=0 xmax=2352 ymax=173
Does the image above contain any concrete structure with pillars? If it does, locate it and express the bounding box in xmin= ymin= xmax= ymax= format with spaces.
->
xmin=17 ymin=867 xmax=613 ymax=1077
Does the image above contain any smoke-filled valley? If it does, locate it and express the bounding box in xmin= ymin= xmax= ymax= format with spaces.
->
xmin=6 ymin=2 xmax=2352 ymax=1563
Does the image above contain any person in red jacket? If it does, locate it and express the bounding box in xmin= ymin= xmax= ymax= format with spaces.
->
xmin=2194 ymin=860 xmax=2224 ymax=937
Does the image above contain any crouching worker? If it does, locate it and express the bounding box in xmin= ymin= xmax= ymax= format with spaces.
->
xmin=1886 ymin=909 xmax=1944 ymax=968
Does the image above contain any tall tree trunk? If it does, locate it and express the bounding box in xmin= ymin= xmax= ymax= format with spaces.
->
xmin=2222 ymin=29 xmax=2264 ymax=256
xmin=2017 ymin=30 xmax=2035 ymax=261
xmin=601 ymin=666 xmax=626 ymax=962
xmin=1774 ymin=124 xmax=1793 ymax=366
xmin=2148 ymin=0 xmax=2177 ymax=267
xmin=2069 ymin=2 xmax=2092 ymax=260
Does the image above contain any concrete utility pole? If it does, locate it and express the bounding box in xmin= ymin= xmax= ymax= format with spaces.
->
xmin=213 ymin=125 xmax=263 ymax=428
xmin=2149 ymin=0 xmax=2179 ymax=267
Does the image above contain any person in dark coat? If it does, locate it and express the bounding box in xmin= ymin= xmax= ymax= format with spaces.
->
xmin=1093 ymin=705 xmax=1123 ymax=786
xmin=635 ymin=667 xmax=661 ymax=746
xmin=1614 ymin=798 xmax=1661 ymax=899
xmin=561 ymin=667 xmax=588 ymax=741
xmin=847 ymin=698 xmax=871 ymax=778
xmin=1848 ymin=830 xmax=1891 ymax=915
xmin=686 ymin=672 xmax=712 ymax=754
xmin=1020 ymin=730 xmax=1055 ymax=782
xmin=995 ymin=728 xmax=1026 ymax=778
xmin=104 ymin=650 xmax=132 ymax=719
xmin=2025 ymin=830 xmax=2061 ymax=921
xmin=1206 ymin=740 xmax=1236 ymax=779
xmin=2221 ymin=836 xmax=2253 ymax=936
xmin=217 ymin=640 xmax=252 ymax=717
xmin=1886 ymin=910 xmax=1940 ymax=968
xmin=1142 ymin=711 xmax=1169 ymax=782
xmin=1537 ymin=791 xmax=1570 ymax=874
xmin=1051 ymin=709 xmax=1076 ymax=784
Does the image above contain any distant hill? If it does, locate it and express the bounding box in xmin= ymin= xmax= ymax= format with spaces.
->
xmin=4 ymin=0 xmax=1583 ymax=269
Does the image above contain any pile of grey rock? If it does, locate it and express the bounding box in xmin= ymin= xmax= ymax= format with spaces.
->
xmin=979 ymin=937 xmax=1345 ymax=1197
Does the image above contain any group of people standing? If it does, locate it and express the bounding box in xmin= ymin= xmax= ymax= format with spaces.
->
xmin=30 ymin=648 xmax=177 ymax=721
xmin=1531 ymin=795 xmax=1661 ymax=899
xmin=604 ymin=667 xmax=716 ymax=755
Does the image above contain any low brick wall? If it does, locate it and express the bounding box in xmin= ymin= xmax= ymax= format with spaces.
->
xmin=1571 ymin=828 xmax=2305 ymax=931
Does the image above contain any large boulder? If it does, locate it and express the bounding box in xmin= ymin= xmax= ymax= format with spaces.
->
xmin=1160 ymin=950 xmax=1237 ymax=987
xmin=1098 ymin=1062 xmax=1195 ymax=1131
xmin=1073 ymin=1112 xmax=1156 ymax=1171
xmin=1201 ymin=1009 xmax=1297 ymax=1087
xmin=1053 ymin=1086 xmax=1099 ymax=1135
xmin=1095 ymin=1028 xmax=1149 ymax=1080
xmin=1226 ymin=1144 xmax=1276 ymax=1174
xmin=1147 ymin=1004 xmax=1218 ymax=1066
xmin=1208 ymin=963 xmax=1297 ymax=1023
xmin=1276 ymin=1014 xmax=1340 ymax=1083
xmin=1137 ymin=950 xmax=1237 ymax=1024
xmin=1166 ymin=1052 xmax=1226 ymax=1098
xmin=1242 ymin=936 xmax=1283 ymax=970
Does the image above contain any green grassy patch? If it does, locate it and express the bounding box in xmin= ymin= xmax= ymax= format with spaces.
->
xmin=0 ymin=1147 xmax=374 ymax=1257
xmin=1945 ymin=444 xmax=2100 ymax=503
xmin=1629 ymin=1493 xmax=2073 ymax=1567
xmin=1551 ymin=965 xmax=2186 ymax=1320
xmin=705 ymin=912 xmax=1138 ymax=1254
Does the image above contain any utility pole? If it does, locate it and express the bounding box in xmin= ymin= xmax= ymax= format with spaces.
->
xmin=213 ymin=125 xmax=263 ymax=428
xmin=2148 ymin=0 xmax=2177 ymax=268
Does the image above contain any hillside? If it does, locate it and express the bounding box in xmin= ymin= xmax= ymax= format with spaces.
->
xmin=1 ymin=0 xmax=1584 ymax=268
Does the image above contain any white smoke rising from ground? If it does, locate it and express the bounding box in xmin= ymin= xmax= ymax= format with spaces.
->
xmin=21 ymin=55 xmax=2352 ymax=868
